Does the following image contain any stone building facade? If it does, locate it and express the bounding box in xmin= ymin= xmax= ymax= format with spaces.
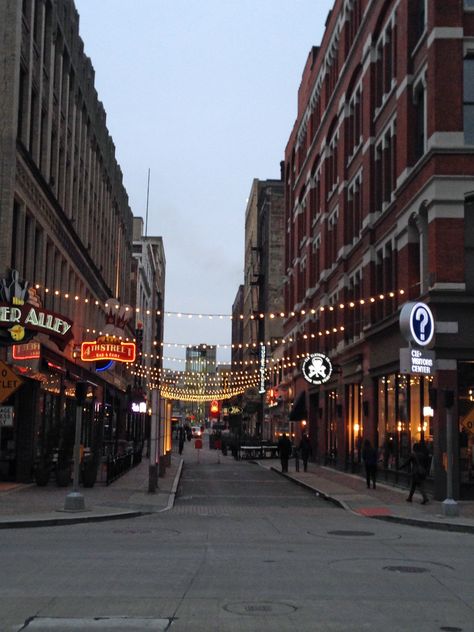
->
xmin=0 ymin=0 xmax=137 ymax=481
xmin=282 ymin=0 xmax=474 ymax=499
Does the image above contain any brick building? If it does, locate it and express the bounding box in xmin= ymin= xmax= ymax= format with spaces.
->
xmin=241 ymin=178 xmax=285 ymax=437
xmin=282 ymin=0 xmax=474 ymax=499
xmin=0 ymin=0 xmax=138 ymax=481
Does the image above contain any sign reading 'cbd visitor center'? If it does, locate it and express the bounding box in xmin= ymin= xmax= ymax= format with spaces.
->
xmin=399 ymin=302 xmax=436 ymax=376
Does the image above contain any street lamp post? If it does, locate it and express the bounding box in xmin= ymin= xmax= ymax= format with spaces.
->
xmin=64 ymin=382 xmax=88 ymax=511
xmin=442 ymin=390 xmax=459 ymax=517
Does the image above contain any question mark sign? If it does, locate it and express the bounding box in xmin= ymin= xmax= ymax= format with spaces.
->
xmin=415 ymin=307 xmax=429 ymax=341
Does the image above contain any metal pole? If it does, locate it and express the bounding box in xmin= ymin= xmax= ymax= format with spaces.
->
xmin=148 ymin=388 xmax=158 ymax=492
xmin=64 ymin=403 xmax=85 ymax=511
xmin=442 ymin=392 xmax=459 ymax=517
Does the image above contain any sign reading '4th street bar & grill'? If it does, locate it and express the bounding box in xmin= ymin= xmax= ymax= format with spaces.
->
xmin=81 ymin=340 xmax=136 ymax=363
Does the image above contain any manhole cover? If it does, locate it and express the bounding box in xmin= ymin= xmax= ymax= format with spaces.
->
xmin=327 ymin=530 xmax=375 ymax=537
xmin=224 ymin=602 xmax=297 ymax=616
xmin=384 ymin=565 xmax=428 ymax=573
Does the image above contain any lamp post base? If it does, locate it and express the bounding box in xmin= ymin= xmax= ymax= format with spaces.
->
xmin=64 ymin=491 xmax=86 ymax=511
xmin=442 ymin=498 xmax=460 ymax=517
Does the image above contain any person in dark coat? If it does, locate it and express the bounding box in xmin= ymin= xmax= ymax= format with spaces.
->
xmin=277 ymin=433 xmax=292 ymax=473
xmin=178 ymin=426 xmax=186 ymax=455
xmin=299 ymin=433 xmax=312 ymax=472
xmin=362 ymin=439 xmax=378 ymax=489
xmin=400 ymin=442 xmax=430 ymax=504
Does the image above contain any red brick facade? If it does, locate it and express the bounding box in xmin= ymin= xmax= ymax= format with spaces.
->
xmin=281 ymin=0 xmax=474 ymax=499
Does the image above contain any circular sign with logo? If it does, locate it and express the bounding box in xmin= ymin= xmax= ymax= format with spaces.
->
xmin=302 ymin=353 xmax=333 ymax=385
xmin=400 ymin=302 xmax=435 ymax=347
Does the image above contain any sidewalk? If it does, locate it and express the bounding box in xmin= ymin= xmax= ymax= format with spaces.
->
xmin=0 ymin=454 xmax=183 ymax=529
xmin=256 ymin=458 xmax=474 ymax=534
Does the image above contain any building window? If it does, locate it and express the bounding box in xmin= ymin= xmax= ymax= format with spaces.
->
xmin=414 ymin=0 xmax=427 ymax=43
xmin=326 ymin=209 xmax=339 ymax=267
xmin=346 ymin=172 xmax=363 ymax=244
xmin=310 ymin=235 xmax=321 ymax=287
xmin=346 ymin=83 xmax=362 ymax=162
xmin=464 ymin=56 xmax=474 ymax=144
xmin=374 ymin=119 xmax=396 ymax=212
xmin=374 ymin=16 xmax=397 ymax=111
xmin=378 ymin=374 xmax=432 ymax=470
xmin=413 ymin=79 xmax=426 ymax=161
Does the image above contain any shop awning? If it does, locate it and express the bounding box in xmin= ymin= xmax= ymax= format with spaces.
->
xmin=289 ymin=391 xmax=307 ymax=421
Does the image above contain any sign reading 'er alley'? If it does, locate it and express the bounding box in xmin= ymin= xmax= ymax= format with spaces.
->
xmin=0 ymin=270 xmax=73 ymax=350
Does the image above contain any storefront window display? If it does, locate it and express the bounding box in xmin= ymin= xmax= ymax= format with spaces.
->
xmin=457 ymin=362 xmax=474 ymax=488
xmin=377 ymin=374 xmax=432 ymax=470
xmin=347 ymin=383 xmax=363 ymax=470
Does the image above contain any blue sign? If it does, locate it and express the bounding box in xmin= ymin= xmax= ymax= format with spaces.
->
xmin=400 ymin=302 xmax=435 ymax=347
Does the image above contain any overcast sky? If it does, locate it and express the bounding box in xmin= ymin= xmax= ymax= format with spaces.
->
xmin=74 ymin=0 xmax=334 ymax=367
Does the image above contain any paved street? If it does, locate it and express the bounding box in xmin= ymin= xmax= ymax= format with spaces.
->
xmin=0 ymin=443 xmax=473 ymax=631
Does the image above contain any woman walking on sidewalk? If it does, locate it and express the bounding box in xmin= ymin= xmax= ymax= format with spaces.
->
xmin=400 ymin=442 xmax=430 ymax=504
xmin=362 ymin=439 xmax=378 ymax=489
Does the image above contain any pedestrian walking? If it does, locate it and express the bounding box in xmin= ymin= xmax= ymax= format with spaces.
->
xmin=361 ymin=439 xmax=378 ymax=489
xmin=299 ymin=433 xmax=312 ymax=472
xmin=178 ymin=426 xmax=186 ymax=455
xmin=400 ymin=442 xmax=430 ymax=504
xmin=277 ymin=433 xmax=292 ymax=473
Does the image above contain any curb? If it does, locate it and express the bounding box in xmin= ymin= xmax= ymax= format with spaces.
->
xmin=158 ymin=457 xmax=184 ymax=512
xmin=269 ymin=466 xmax=350 ymax=510
xmin=0 ymin=510 xmax=145 ymax=530
xmin=267 ymin=465 xmax=474 ymax=535
xmin=0 ymin=458 xmax=185 ymax=529
xmin=371 ymin=514 xmax=474 ymax=534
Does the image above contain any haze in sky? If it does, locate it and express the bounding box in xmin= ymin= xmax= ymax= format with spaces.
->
xmin=74 ymin=0 xmax=334 ymax=367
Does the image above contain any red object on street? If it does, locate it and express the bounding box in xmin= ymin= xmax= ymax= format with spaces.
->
xmin=214 ymin=439 xmax=222 ymax=450
xmin=194 ymin=438 xmax=203 ymax=449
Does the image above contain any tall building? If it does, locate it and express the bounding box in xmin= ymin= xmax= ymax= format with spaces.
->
xmin=182 ymin=345 xmax=217 ymax=425
xmin=231 ymin=285 xmax=244 ymax=371
xmin=242 ymin=178 xmax=285 ymax=437
xmin=282 ymin=0 xmax=474 ymax=499
xmin=131 ymin=217 xmax=167 ymax=463
xmin=0 ymin=0 xmax=135 ymax=481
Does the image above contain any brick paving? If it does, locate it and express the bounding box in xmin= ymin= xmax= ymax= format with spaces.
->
xmin=1 ymin=440 xmax=473 ymax=531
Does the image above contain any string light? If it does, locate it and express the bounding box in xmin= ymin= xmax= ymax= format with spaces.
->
xmin=29 ymin=281 xmax=406 ymax=321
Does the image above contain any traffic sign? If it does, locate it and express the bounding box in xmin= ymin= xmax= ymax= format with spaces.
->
xmin=0 ymin=360 xmax=23 ymax=404
xmin=400 ymin=301 xmax=435 ymax=347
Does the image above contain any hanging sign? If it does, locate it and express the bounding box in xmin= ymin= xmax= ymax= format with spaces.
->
xmin=400 ymin=301 xmax=434 ymax=347
xmin=0 ymin=360 xmax=23 ymax=404
xmin=0 ymin=270 xmax=73 ymax=351
xmin=400 ymin=347 xmax=436 ymax=376
xmin=81 ymin=340 xmax=136 ymax=363
xmin=302 ymin=353 xmax=333 ymax=385
xmin=258 ymin=344 xmax=266 ymax=394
